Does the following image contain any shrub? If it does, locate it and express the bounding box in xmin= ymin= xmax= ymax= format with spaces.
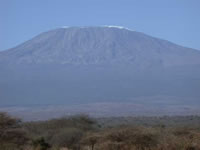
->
xmin=50 ymin=128 xmax=83 ymax=150
xmin=32 ymin=137 xmax=51 ymax=150
xmin=0 ymin=112 xmax=28 ymax=149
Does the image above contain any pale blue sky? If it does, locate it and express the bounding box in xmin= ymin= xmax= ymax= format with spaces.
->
xmin=0 ymin=0 xmax=200 ymax=51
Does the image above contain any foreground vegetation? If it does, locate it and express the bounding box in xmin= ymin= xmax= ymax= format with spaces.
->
xmin=1 ymin=112 xmax=200 ymax=150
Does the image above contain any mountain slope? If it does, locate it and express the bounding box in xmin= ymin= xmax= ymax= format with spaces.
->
xmin=1 ymin=26 xmax=200 ymax=67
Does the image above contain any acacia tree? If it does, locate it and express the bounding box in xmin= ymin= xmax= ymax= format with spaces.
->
xmin=0 ymin=112 xmax=28 ymax=149
xmin=81 ymin=134 xmax=100 ymax=150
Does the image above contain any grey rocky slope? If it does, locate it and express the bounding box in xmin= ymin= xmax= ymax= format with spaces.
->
xmin=0 ymin=26 xmax=200 ymax=116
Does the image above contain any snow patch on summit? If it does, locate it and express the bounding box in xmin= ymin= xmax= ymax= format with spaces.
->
xmin=103 ymin=25 xmax=134 ymax=31
xmin=62 ymin=26 xmax=69 ymax=28
xmin=60 ymin=26 xmax=134 ymax=31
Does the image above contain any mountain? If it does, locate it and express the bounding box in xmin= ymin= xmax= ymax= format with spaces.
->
xmin=1 ymin=26 xmax=200 ymax=66
xmin=0 ymin=26 xmax=200 ymax=117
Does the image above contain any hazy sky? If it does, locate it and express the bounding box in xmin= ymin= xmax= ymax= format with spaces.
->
xmin=0 ymin=0 xmax=200 ymax=51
